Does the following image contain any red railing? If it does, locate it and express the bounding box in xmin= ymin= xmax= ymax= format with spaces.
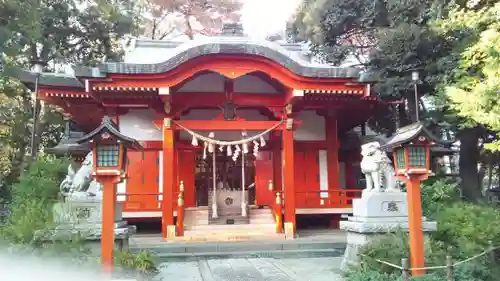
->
xmin=295 ymin=189 xmax=363 ymax=208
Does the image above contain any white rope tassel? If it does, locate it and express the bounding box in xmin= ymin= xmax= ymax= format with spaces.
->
xmin=260 ymin=136 xmax=266 ymax=147
xmin=253 ymin=140 xmax=260 ymax=157
xmin=235 ymin=145 xmax=241 ymax=152
xmin=227 ymin=145 xmax=232 ymax=156
xmin=243 ymin=142 xmax=249 ymax=154
xmin=203 ymin=142 xmax=208 ymax=159
xmin=208 ymin=132 xmax=215 ymax=153
xmin=219 ymin=145 xmax=224 ymax=152
xmin=191 ymin=135 xmax=198 ymax=146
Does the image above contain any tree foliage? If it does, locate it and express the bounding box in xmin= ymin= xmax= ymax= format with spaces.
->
xmin=434 ymin=3 xmax=500 ymax=151
xmin=140 ymin=0 xmax=243 ymax=39
xmin=0 ymin=0 xmax=140 ymax=191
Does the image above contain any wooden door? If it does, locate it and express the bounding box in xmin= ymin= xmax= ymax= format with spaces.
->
xmin=255 ymin=151 xmax=274 ymax=206
xmin=123 ymin=151 xmax=160 ymax=212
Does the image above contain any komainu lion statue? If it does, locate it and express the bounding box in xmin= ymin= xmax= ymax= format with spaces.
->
xmin=59 ymin=152 xmax=102 ymax=199
xmin=360 ymin=141 xmax=399 ymax=193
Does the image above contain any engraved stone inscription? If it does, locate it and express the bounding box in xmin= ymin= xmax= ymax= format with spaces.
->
xmin=387 ymin=202 xmax=399 ymax=212
xmin=381 ymin=201 xmax=403 ymax=214
xmin=75 ymin=207 xmax=91 ymax=220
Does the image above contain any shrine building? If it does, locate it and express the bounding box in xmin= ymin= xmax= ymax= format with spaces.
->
xmin=12 ymin=24 xmax=385 ymax=240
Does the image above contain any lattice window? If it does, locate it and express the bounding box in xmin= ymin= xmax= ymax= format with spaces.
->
xmin=396 ymin=148 xmax=406 ymax=169
xmin=408 ymin=147 xmax=427 ymax=167
xmin=96 ymin=144 xmax=120 ymax=167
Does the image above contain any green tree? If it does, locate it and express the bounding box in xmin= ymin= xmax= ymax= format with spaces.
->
xmin=0 ymin=0 xmax=139 ymax=192
xmin=289 ymin=0 xmax=498 ymax=200
xmin=435 ymin=3 xmax=500 ymax=151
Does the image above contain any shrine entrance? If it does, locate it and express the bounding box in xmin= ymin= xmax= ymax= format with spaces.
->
xmin=194 ymin=149 xmax=256 ymax=225
xmin=195 ymin=151 xmax=256 ymax=207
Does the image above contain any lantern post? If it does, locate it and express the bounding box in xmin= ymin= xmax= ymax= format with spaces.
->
xmin=382 ymin=122 xmax=449 ymax=276
xmin=76 ymin=116 xmax=142 ymax=272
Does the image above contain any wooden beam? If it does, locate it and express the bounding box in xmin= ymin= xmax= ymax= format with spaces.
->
xmin=175 ymin=120 xmax=295 ymax=131
xmin=172 ymin=92 xmax=285 ymax=108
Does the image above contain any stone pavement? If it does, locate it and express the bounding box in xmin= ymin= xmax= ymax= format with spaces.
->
xmin=157 ymin=256 xmax=344 ymax=281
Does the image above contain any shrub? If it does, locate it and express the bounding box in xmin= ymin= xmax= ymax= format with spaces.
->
xmin=431 ymin=201 xmax=500 ymax=258
xmin=115 ymin=250 xmax=159 ymax=280
xmin=420 ymin=178 xmax=460 ymax=216
xmin=0 ymin=156 xmax=72 ymax=244
xmin=357 ymin=230 xmax=446 ymax=275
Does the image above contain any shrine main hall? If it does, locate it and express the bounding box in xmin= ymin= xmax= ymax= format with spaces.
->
xmin=11 ymin=24 xmax=384 ymax=240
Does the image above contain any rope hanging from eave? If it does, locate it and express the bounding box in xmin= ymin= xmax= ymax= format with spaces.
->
xmin=172 ymin=119 xmax=284 ymax=146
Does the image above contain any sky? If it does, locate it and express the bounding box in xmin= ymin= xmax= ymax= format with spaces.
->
xmin=240 ymin=0 xmax=303 ymax=39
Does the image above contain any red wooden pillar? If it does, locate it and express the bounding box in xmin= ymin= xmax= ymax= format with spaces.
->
xmin=101 ymin=176 xmax=119 ymax=272
xmin=272 ymin=131 xmax=282 ymax=192
xmin=282 ymin=128 xmax=296 ymax=238
xmin=407 ymin=176 xmax=425 ymax=275
xmin=162 ymin=118 xmax=176 ymax=239
xmin=326 ymin=117 xmax=339 ymax=191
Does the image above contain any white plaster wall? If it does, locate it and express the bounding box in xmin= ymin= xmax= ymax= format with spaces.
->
xmin=319 ymin=151 xmax=347 ymax=192
xmin=319 ymin=150 xmax=328 ymax=198
xmin=119 ymin=109 xmax=162 ymax=141
xmin=294 ymin=110 xmax=325 ymax=141
xmin=177 ymin=73 xmax=224 ymax=92
xmin=117 ymin=180 xmax=126 ymax=202
xmin=177 ymin=72 xmax=279 ymax=93
xmin=158 ymin=151 xmax=163 ymax=205
xmin=234 ymin=75 xmax=278 ymax=93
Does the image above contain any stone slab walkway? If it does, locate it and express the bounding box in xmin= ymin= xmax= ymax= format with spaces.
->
xmin=157 ymin=256 xmax=344 ymax=281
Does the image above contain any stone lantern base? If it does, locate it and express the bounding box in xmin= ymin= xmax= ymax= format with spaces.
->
xmin=339 ymin=192 xmax=436 ymax=271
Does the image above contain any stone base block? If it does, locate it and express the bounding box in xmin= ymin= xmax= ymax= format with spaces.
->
xmin=35 ymin=221 xmax=136 ymax=255
xmin=340 ymin=191 xmax=437 ymax=272
xmin=284 ymin=222 xmax=295 ymax=239
xmin=340 ymin=217 xmax=437 ymax=233
xmin=167 ymin=225 xmax=177 ymax=239
xmin=353 ymin=191 xmax=408 ymax=217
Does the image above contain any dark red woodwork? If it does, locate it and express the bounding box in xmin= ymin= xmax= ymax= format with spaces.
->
xmin=254 ymin=151 xmax=274 ymax=206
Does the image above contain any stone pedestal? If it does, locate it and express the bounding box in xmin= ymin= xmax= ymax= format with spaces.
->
xmin=37 ymin=198 xmax=135 ymax=254
xmin=339 ymin=192 xmax=436 ymax=271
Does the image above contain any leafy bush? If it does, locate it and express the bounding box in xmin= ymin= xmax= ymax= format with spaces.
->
xmin=431 ymin=201 xmax=500 ymax=258
xmin=357 ymin=230 xmax=445 ymax=275
xmin=0 ymin=156 xmax=72 ymax=244
xmin=115 ymin=250 xmax=159 ymax=280
xmin=350 ymin=199 xmax=500 ymax=281
xmin=420 ymin=178 xmax=460 ymax=216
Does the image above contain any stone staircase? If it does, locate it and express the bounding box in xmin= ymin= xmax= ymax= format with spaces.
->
xmin=176 ymin=207 xmax=283 ymax=242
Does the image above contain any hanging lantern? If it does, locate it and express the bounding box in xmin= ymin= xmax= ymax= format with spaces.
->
xmin=191 ymin=135 xmax=198 ymax=146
